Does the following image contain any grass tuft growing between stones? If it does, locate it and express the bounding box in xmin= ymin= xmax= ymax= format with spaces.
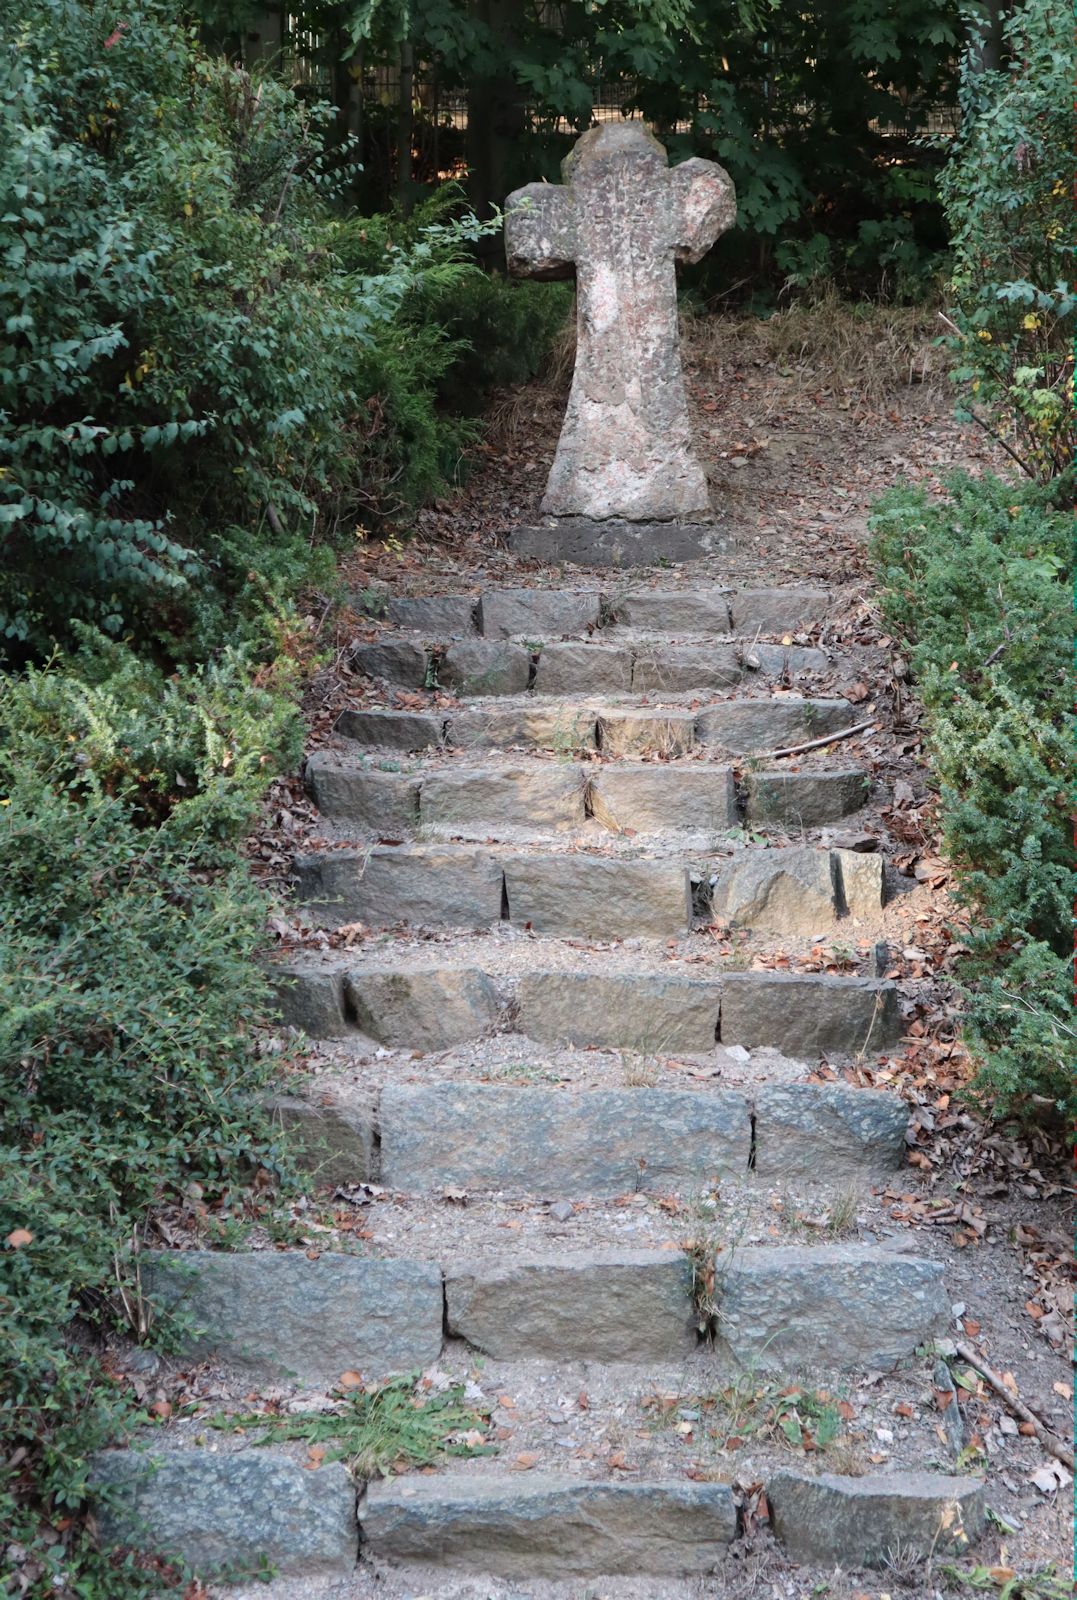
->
xmin=646 ymin=1371 xmax=854 ymax=1460
xmin=210 ymin=1372 xmax=497 ymax=1480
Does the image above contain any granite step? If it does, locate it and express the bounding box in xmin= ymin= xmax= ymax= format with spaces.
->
xmin=290 ymin=838 xmax=884 ymax=939
xmin=333 ymin=694 xmax=863 ymax=758
xmin=90 ymin=1447 xmax=984 ymax=1588
xmin=304 ymin=749 xmax=874 ymax=838
xmin=273 ymin=1079 xmax=909 ymax=1196
xmin=125 ymin=1235 xmax=944 ymax=1382
xmin=351 ymin=635 xmax=833 ymax=697
xmin=273 ymin=952 xmax=902 ymax=1057
xmin=365 ymin=582 xmax=831 ymax=640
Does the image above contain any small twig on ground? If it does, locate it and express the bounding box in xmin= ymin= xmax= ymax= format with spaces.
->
xmin=951 ymin=1338 xmax=1074 ymax=1469
xmin=760 ymin=719 xmax=875 ymax=760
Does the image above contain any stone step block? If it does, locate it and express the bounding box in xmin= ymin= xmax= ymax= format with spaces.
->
xmin=745 ymin=766 xmax=871 ymax=826
xmin=752 ymin=1083 xmax=908 ymax=1181
xmin=335 ymin=708 xmax=444 ymax=750
xmin=742 ymin=642 xmax=830 ymax=676
xmin=419 ymin=764 xmax=587 ymax=838
xmin=835 ymin=846 xmax=884 ymax=920
xmin=438 ymin=640 xmax=532 ymax=696
xmin=716 ymin=1245 xmax=945 ymax=1371
xmin=511 ymin=518 xmax=727 ymax=567
xmin=92 ymin=1449 xmax=356 ymax=1578
xmin=143 ymin=1252 xmax=443 ymax=1383
xmin=479 ymin=587 xmax=600 ymax=639
xmin=446 ymin=1249 xmax=695 ymax=1361
xmin=349 ymin=638 xmax=429 ymax=688
xmin=360 ymin=1473 xmax=736 ymax=1577
xmin=533 ymin=641 xmax=633 ymax=693
xmin=269 ymin=1093 xmax=376 ymax=1186
xmin=517 ymin=969 xmax=721 ymax=1051
xmin=768 ymin=1470 xmax=985 ymax=1567
xmin=711 ymin=847 xmax=840 ymax=933
xmin=503 ymin=853 xmax=692 ymax=937
xmin=447 ymin=704 xmax=598 ymax=753
xmin=303 ymin=752 xmax=420 ymax=833
xmin=631 ymin=643 xmax=741 ymax=692
xmin=695 ymin=698 xmax=856 ymax=754
xmin=293 ymin=846 xmax=504 ymax=930
xmin=720 ymin=971 xmax=900 ymax=1055
xmin=386 ymin=593 xmax=477 ymax=636
xmin=608 ymin=587 xmax=732 ymax=633
xmin=597 ymin=708 xmax=696 ymax=757
xmin=379 ymin=1084 xmax=750 ymax=1194
xmin=345 ymin=966 xmax=502 ymax=1048
xmin=272 ymin=960 xmax=349 ymax=1036
xmin=590 ymin=764 xmax=737 ymax=834
xmin=731 ymin=586 xmax=829 ymax=635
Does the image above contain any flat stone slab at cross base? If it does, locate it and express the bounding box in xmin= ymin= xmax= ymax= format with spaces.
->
xmin=143 ymin=1251 xmax=443 ymax=1383
xmin=445 ymin=1249 xmax=695 ymax=1361
xmin=359 ymin=1473 xmax=737 ymax=1577
xmin=92 ymin=1449 xmax=357 ymax=1577
xmin=752 ymin=1083 xmax=908 ymax=1181
xmin=716 ymin=1245 xmax=946 ymax=1371
xmin=516 ymin=969 xmax=722 ymax=1051
xmin=378 ymin=1083 xmax=750 ymax=1194
xmin=510 ymin=519 xmax=729 ymax=567
xmin=720 ymin=971 xmax=901 ymax=1055
xmin=768 ymin=1469 xmax=985 ymax=1567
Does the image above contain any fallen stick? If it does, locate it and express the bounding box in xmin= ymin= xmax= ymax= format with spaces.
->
xmin=952 ymin=1338 xmax=1074 ymax=1470
xmin=759 ymin=719 xmax=875 ymax=761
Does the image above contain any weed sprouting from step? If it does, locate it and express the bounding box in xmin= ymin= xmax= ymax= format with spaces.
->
xmin=620 ymin=1050 xmax=660 ymax=1087
xmin=775 ymin=1183 xmax=862 ymax=1240
xmin=646 ymin=1365 xmax=855 ymax=1462
xmin=677 ymin=1187 xmax=739 ymax=1340
xmin=939 ymin=1561 xmax=1071 ymax=1598
xmin=209 ymin=1371 xmax=496 ymax=1480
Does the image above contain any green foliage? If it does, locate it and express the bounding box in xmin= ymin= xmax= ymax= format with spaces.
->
xmin=211 ymin=1370 xmax=496 ymax=1478
xmin=271 ymin=0 xmax=960 ymax=296
xmin=0 ymin=636 xmax=299 ymax=1596
xmin=940 ymin=0 xmax=1076 ymax=478
xmin=871 ymin=473 xmax=1072 ymax=1119
xmin=0 ymin=2 xmax=540 ymax=654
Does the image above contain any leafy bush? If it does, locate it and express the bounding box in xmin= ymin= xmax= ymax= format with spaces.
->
xmin=1 ymin=4 xmax=560 ymax=655
xmin=0 ymin=635 xmax=299 ymax=1596
xmin=871 ymin=474 xmax=1072 ymax=1119
xmin=940 ymin=0 xmax=1076 ymax=478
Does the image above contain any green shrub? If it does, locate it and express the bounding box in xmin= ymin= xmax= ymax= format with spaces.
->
xmin=871 ymin=473 xmax=1072 ymax=1120
xmin=940 ymin=0 xmax=1076 ymax=479
xmin=0 ymin=3 xmax=531 ymax=655
xmin=0 ymin=636 xmax=299 ymax=1595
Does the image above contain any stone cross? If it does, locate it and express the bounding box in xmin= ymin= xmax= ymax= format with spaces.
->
xmin=505 ymin=121 xmax=736 ymax=524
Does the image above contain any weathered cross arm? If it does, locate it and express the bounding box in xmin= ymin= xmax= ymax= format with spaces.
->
xmin=505 ymin=183 xmax=577 ymax=281
xmin=670 ymin=157 xmax=737 ymax=263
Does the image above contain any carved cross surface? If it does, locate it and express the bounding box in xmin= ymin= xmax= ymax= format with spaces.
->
xmin=505 ymin=121 xmax=736 ymax=523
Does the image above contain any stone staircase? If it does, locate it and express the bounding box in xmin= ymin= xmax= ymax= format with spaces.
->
xmin=92 ymin=576 xmax=986 ymax=1593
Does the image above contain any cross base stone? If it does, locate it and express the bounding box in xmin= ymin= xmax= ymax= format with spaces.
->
xmin=510 ymin=518 xmax=730 ymax=568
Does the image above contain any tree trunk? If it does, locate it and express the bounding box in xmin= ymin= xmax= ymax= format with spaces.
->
xmin=466 ymin=0 xmax=528 ymax=259
xmin=397 ymin=35 xmax=415 ymax=212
